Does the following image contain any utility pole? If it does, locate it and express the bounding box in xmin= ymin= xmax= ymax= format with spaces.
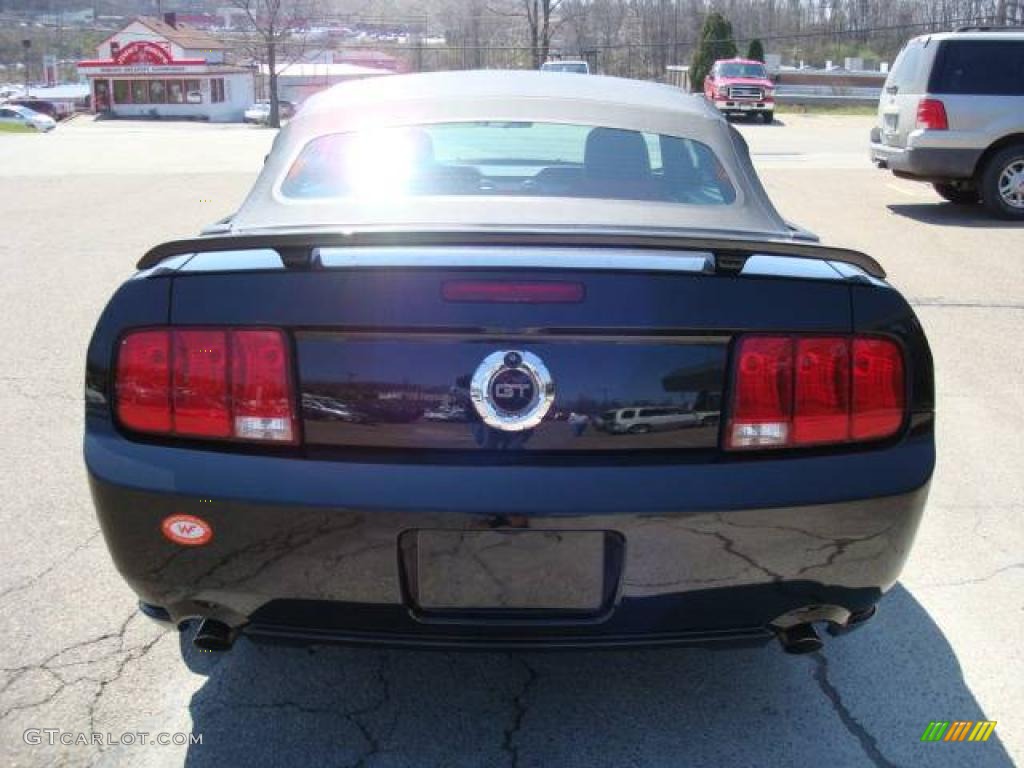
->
xmin=57 ymin=0 xmax=65 ymax=82
xmin=21 ymin=39 xmax=31 ymax=97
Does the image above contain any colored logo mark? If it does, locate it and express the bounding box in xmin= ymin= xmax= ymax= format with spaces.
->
xmin=921 ymin=721 xmax=997 ymax=742
xmin=161 ymin=513 xmax=213 ymax=546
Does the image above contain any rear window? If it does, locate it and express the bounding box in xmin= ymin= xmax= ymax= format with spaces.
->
xmin=929 ymin=40 xmax=1024 ymax=95
xmin=541 ymin=62 xmax=588 ymax=73
xmin=885 ymin=40 xmax=928 ymax=93
xmin=280 ymin=121 xmax=737 ymax=205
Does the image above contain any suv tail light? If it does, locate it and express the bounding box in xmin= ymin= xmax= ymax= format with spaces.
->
xmin=116 ymin=328 xmax=297 ymax=444
xmin=726 ymin=335 xmax=905 ymax=451
xmin=916 ymin=98 xmax=948 ymax=130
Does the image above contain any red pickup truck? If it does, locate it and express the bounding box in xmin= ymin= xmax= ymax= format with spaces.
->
xmin=703 ymin=58 xmax=775 ymax=123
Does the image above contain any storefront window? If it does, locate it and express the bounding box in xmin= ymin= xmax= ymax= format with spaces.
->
xmin=106 ymin=78 xmax=216 ymax=106
xmin=131 ymin=80 xmax=149 ymax=104
xmin=113 ymin=80 xmax=131 ymax=104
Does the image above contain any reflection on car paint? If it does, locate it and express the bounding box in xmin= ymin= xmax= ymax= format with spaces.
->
xmin=299 ymin=336 xmax=728 ymax=451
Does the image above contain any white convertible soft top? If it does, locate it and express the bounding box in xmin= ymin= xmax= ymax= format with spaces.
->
xmin=229 ymin=70 xmax=791 ymax=238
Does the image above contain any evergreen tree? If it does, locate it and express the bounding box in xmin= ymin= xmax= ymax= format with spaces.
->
xmin=690 ymin=13 xmax=737 ymax=92
xmin=747 ymin=38 xmax=766 ymax=62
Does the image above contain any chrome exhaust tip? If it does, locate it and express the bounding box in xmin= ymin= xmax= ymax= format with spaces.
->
xmin=827 ymin=604 xmax=877 ymax=637
xmin=776 ymin=623 xmax=823 ymax=655
xmin=192 ymin=618 xmax=237 ymax=652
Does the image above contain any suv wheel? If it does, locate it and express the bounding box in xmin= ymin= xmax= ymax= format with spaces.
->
xmin=932 ymin=183 xmax=979 ymax=205
xmin=980 ymin=145 xmax=1024 ymax=219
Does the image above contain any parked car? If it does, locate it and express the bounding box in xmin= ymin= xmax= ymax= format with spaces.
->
xmin=243 ymin=99 xmax=296 ymax=124
xmin=540 ymin=60 xmax=590 ymax=74
xmin=301 ymin=393 xmax=368 ymax=423
xmin=422 ymin=406 xmax=470 ymax=422
xmin=0 ymin=104 xmax=56 ymax=132
xmin=870 ymin=27 xmax=1024 ymax=219
xmin=597 ymin=406 xmax=706 ymax=434
xmin=5 ymin=98 xmax=59 ymax=120
xmin=703 ymin=57 xmax=776 ymax=123
xmin=85 ymin=71 xmax=933 ymax=656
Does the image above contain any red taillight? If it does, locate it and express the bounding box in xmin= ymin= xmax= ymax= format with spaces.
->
xmin=851 ymin=338 xmax=905 ymax=440
xmin=916 ymin=98 xmax=948 ymax=130
xmin=442 ymin=280 xmax=584 ymax=303
xmin=727 ymin=335 xmax=904 ymax=451
xmin=231 ymin=330 xmax=295 ymax=442
xmin=793 ymin=337 xmax=850 ymax=445
xmin=115 ymin=328 xmax=296 ymax=444
xmin=172 ymin=330 xmax=230 ymax=438
xmin=729 ymin=336 xmax=793 ymax=448
xmin=116 ymin=330 xmax=171 ymax=432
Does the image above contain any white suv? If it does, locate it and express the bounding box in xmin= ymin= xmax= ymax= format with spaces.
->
xmin=870 ymin=27 xmax=1024 ymax=219
xmin=540 ymin=60 xmax=590 ymax=74
xmin=598 ymin=407 xmax=708 ymax=435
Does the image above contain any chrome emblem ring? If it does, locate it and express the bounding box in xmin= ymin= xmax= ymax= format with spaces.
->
xmin=470 ymin=350 xmax=555 ymax=432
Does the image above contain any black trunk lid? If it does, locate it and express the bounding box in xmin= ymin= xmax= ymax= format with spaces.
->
xmin=169 ymin=256 xmax=852 ymax=454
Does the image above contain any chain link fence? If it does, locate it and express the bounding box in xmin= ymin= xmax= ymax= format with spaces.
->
xmin=349 ymin=43 xmax=697 ymax=83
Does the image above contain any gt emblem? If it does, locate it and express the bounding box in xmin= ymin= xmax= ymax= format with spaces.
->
xmin=470 ymin=350 xmax=555 ymax=432
xmin=494 ymin=382 xmax=531 ymax=399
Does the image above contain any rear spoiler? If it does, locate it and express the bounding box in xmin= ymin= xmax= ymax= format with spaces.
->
xmin=137 ymin=228 xmax=886 ymax=279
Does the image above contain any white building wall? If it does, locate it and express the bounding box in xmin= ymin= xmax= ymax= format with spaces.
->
xmin=220 ymin=72 xmax=254 ymax=121
xmin=105 ymin=72 xmax=253 ymax=122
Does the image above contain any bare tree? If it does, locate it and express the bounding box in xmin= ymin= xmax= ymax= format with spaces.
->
xmin=560 ymin=0 xmax=592 ymax=55
xmin=591 ymin=0 xmax=629 ymax=48
xmin=230 ymin=0 xmax=313 ymax=128
xmin=523 ymin=0 xmax=562 ymax=67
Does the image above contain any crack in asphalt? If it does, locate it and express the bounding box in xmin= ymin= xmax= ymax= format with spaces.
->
xmin=186 ymin=646 xmax=395 ymax=768
xmin=0 ymin=608 xmax=167 ymax=736
xmin=86 ymin=613 xmax=168 ymax=753
xmin=917 ymin=561 xmax=1024 ymax=589
xmin=502 ymin=655 xmax=539 ymax=768
xmin=0 ymin=628 xmax=126 ymax=702
xmin=0 ymin=530 xmax=102 ymax=605
xmin=0 ymin=667 xmax=69 ymax=720
xmin=811 ymin=652 xmax=900 ymax=768
xmin=341 ymin=653 xmax=394 ymax=768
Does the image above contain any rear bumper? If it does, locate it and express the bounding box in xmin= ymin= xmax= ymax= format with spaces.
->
xmin=870 ymin=138 xmax=981 ymax=182
xmin=86 ymin=423 xmax=933 ymax=648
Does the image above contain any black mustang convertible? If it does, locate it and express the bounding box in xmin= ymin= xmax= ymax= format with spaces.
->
xmin=84 ymin=71 xmax=934 ymax=655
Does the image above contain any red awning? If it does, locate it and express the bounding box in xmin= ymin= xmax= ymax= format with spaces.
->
xmin=78 ymin=59 xmax=207 ymax=67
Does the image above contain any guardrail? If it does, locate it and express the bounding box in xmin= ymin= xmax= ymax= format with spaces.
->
xmin=775 ymin=84 xmax=881 ymax=106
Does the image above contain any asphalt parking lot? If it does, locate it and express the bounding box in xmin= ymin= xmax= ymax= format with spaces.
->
xmin=0 ymin=113 xmax=1021 ymax=768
